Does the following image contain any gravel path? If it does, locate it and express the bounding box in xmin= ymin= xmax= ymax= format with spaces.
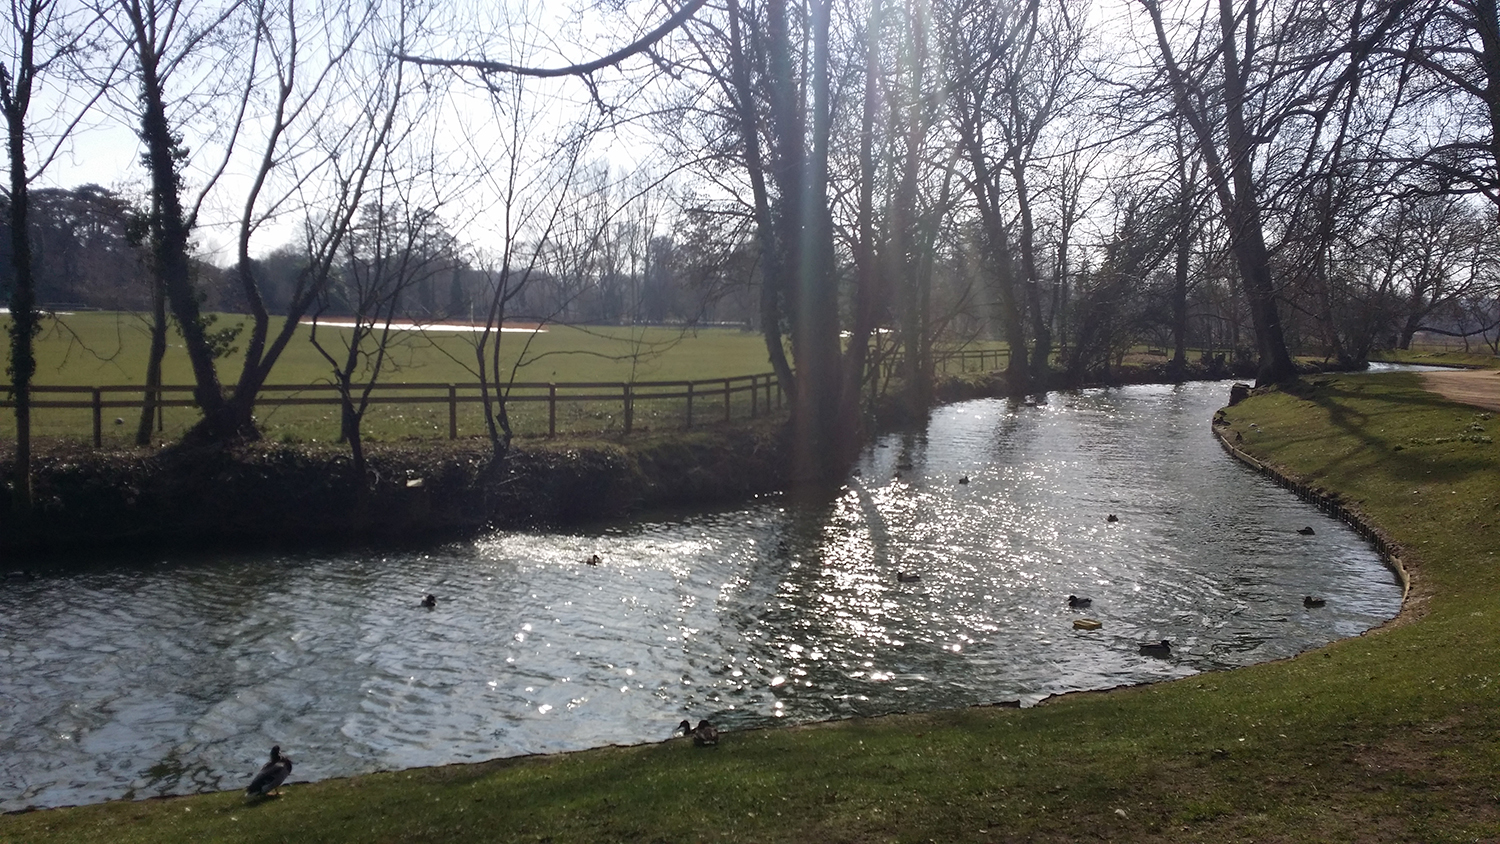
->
xmin=1420 ymin=368 xmax=1500 ymax=413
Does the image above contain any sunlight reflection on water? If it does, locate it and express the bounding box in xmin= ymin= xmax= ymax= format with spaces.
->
xmin=0 ymin=379 xmax=1402 ymax=810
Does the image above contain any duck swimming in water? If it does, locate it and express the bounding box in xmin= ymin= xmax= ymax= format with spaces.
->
xmin=1303 ymin=595 xmax=1326 ymax=608
xmin=1139 ymin=639 xmax=1172 ymax=658
xmin=420 ymin=594 xmax=437 ymax=609
xmin=1067 ymin=595 xmax=1092 ymax=609
xmin=897 ymin=572 xmax=921 ymax=583
xmin=678 ymin=719 xmax=719 ymax=747
xmin=246 ymin=745 xmax=293 ymax=797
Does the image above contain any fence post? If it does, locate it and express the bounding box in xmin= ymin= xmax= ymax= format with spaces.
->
xmin=750 ymin=375 xmax=758 ymax=418
xmin=448 ymin=384 xmax=458 ymax=440
xmin=623 ymin=383 xmax=634 ymax=434
xmin=724 ymin=378 xmax=732 ymax=422
xmin=685 ymin=382 xmax=694 ymax=429
xmin=92 ymin=388 xmax=102 ymax=447
xmin=548 ymin=384 xmax=557 ymax=438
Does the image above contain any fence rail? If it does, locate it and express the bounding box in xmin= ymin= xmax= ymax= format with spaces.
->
xmin=3 ymin=349 xmax=1030 ymax=447
xmin=2 ymin=373 xmax=785 ymax=446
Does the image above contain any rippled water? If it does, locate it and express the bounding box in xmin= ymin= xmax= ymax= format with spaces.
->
xmin=0 ymin=379 xmax=1403 ymax=811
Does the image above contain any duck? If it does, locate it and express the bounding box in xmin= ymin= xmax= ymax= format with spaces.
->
xmin=678 ymin=719 xmax=720 ymax=747
xmin=1297 ymin=526 xmax=1316 ymax=536
xmin=958 ymin=475 xmax=970 ymax=485
xmin=420 ymin=594 xmax=437 ymax=609
xmin=1067 ymin=595 xmax=1092 ymax=609
xmin=897 ymin=571 xmax=922 ymax=583
xmin=1139 ymin=639 xmax=1172 ymax=658
xmin=246 ymin=745 xmax=293 ymax=797
xmin=1106 ymin=514 xmax=1119 ymax=523
xmin=1303 ymin=595 xmax=1326 ymax=608
xmin=587 ymin=554 xmax=601 ymax=566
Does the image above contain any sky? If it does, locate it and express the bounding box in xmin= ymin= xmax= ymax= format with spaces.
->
xmin=26 ymin=0 xmax=672 ymax=266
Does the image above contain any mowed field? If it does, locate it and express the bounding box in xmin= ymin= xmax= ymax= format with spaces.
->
xmin=0 ymin=312 xmax=777 ymax=445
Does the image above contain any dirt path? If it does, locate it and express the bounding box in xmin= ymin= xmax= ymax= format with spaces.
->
xmin=1419 ymin=368 xmax=1500 ymax=413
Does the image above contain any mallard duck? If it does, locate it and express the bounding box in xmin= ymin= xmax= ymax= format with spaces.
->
xmin=1139 ymin=639 xmax=1172 ymax=658
xmin=246 ymin=745 xmax=293 ymax=797
xmin=678 ymin=719 xmax=719 ymax=747
xmin=420 ymin=594 xmax=437 ymax=609
xmin=1297 ymin=526 xmax=1316 ymax=536
xmin=897 ymin=571 xmax=921 ymax=583
xmin=1303 ymin=595 xmax=1326 ymax=608
xmin=1067 ymin=595 xmax=1092 ymax=609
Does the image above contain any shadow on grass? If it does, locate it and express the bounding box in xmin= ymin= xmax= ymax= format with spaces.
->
xmin=1279 ymin=373 xmax=1494 ymax=487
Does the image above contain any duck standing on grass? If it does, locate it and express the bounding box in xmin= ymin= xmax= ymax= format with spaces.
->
xmin=678 ymin=719 xmax=720 ymax=747
xmin=246 ymin=745 xmax=293 ymax=798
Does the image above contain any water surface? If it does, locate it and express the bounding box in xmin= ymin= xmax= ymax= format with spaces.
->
xmin=0 ymin=379 xmax=1403 ymax=811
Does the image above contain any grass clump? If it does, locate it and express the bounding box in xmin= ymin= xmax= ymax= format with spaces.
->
xmin=5 ymin=370 xmax=1500 ymax=842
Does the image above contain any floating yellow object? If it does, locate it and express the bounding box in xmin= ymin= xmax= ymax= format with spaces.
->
xmin=1073 ymin=618 xmax=1103 ymax=630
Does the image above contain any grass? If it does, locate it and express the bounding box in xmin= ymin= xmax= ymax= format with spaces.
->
xmin=0 ymin=312 xmax=778 ymax=443
xmin=1372 ymin=346 xmax=1500 ymax=368
xmin=5 ymin=365 xmax=1500 ymax=841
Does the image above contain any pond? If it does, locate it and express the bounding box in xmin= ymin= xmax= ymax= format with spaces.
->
xmin=0 ymin=377 xmax=1404 ymax=812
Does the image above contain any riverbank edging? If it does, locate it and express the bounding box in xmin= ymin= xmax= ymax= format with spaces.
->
xmin=0 ymin=422 xmax=792 ymax=558
xmin=1211 ymin=410 xmax=1411 ymax=606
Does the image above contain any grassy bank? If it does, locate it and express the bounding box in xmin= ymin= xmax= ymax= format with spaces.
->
xmin=5 ymin=371 xmax=1500 ymax=842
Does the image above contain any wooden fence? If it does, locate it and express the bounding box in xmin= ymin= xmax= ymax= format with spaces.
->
xmin=4 ymin=349 xmax=1031 ymax=446
xmin=3 ymin=373 xmax=785 ymax=446
xmin=935 ymin=348 xmax=1011 ymax=374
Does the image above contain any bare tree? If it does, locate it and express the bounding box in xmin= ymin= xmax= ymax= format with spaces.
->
xmin=309 ymin=196 xmax=461 ymax=477
xmin=1395 ymin=0 xmax=1500 ymax=210
xmin=1134 ymin=0 xmax=1409 ymax=384
xmin=3 ymin=0 xmax=110 ymax=512
xmin=104 ymin=0 xmax=417 ymax=446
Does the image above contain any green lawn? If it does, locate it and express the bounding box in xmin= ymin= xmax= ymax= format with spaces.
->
xmin=1 ymin=312 xmax=780 ymax=443
xmin=4 ymin=367 xmax=1500 ymax=842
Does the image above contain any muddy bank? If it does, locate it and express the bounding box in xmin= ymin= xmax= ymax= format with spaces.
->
xmin=0 ymin=423 xmax=788 ymax=558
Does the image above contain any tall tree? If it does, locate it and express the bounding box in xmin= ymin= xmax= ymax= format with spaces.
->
xmin=2 ymin=0 xmax=106 ymax=512
xmin=1135 ymin=0 xmax=1409 ymax=384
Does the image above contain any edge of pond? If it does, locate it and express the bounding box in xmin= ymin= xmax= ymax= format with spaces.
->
xmin=1210 ymin=411 xmax=1412 ymax=612
xmin=0 ymin=373 xmax=1433 ymax=824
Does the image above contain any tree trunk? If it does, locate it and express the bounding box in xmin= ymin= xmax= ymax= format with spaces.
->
xmin=134 ymin=38 xmax=235 ymax=440
xmin=136 ymin=277 xmax=168 ymax=445
xmin=841 ymin=0 xmax=884 ymax=443
xmin=792 ymin=0 xmax=844 ymax=484
xmin=3 ymin=68 xmax=36 ymax=515
xmin=1216 ymin=0 xmax=1295 ymax=384
xmin=1141 ymin=0 xmax=1296 ymax=386
xmin=1013 ymin=163 xmax=1051 ymax=388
